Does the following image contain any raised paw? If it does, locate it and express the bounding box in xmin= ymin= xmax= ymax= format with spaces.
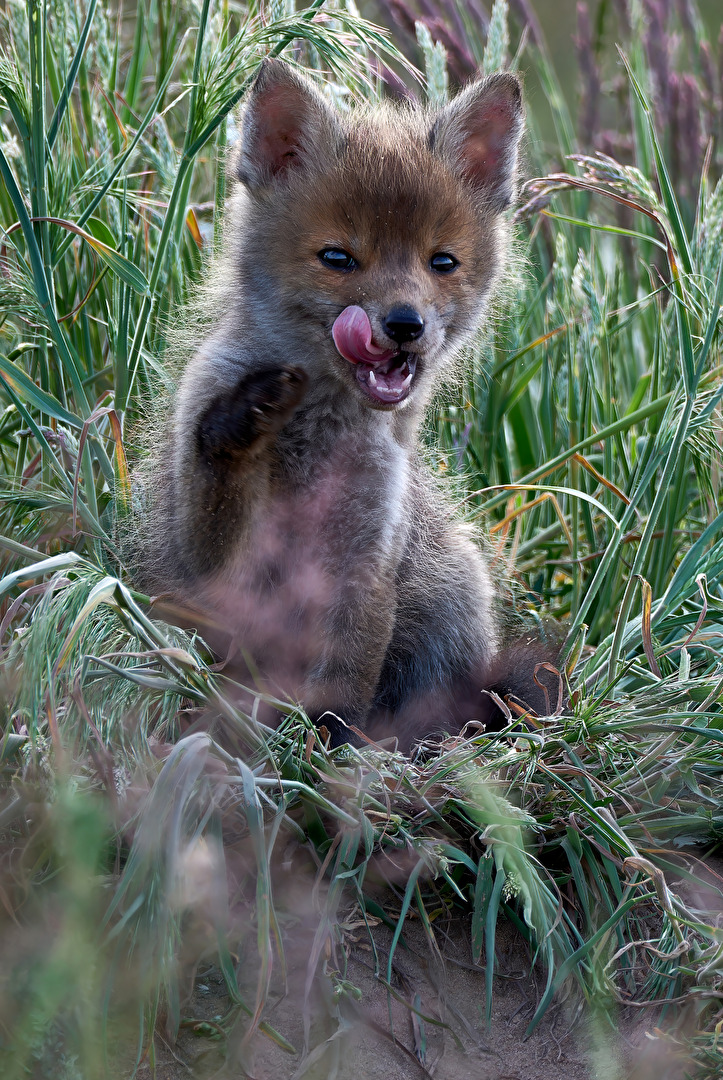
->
xmin=196 ymin=365 xmax=308 ymax=466
xmin=243 ymin=366 xmax=308 ymax=436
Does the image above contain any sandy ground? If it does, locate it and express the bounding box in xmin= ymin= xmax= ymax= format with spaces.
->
xmin=126 ymin=841 xmax=723 ymax=1079
xmin=135 ymin=913 xmax=703 ymax=1080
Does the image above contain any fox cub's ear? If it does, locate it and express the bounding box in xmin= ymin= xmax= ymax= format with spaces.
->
xmin=233 ymin=59 xmax=343 ymax=190
xmin=430 ymin=73 xmax=523 ymax=210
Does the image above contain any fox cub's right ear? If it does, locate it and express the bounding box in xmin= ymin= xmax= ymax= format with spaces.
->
xmin=233 ymin=59 xmax=343 ymax=191
xmin=430 ymin=72 xmax=524 ymax=211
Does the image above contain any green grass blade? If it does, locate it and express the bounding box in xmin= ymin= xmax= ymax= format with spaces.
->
xmin=0 ymin=551 xmax=87 ymax=602
xmin=386 ymin=858 xmax=425 ymax=988
xmin=619 ymin=49 xmax=694 ymax=278
xmin=0 ymin=352 xmax=82 ymax=428
xmin=525 ymin=892 xmax=656 ymax=1036
xmin=484 ymin=867 xmax=505 ymax=1027
xmin=46 ymin=0 xmax=98 ymax=151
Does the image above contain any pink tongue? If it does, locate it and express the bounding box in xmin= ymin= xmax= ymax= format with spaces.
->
xmin=332 ymin=306 xmax=396 ymax=365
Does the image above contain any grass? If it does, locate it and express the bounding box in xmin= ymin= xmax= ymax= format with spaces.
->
xmin=0 ymin=0 xmax=722 ymax=1076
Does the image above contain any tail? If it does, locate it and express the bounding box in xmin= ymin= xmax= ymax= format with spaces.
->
xmin=476 ymin=636 xmax=565 ymax=730
xmin=360 ymin=634 xmax=566 ymax=753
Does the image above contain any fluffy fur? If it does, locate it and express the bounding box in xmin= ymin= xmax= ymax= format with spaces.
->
xmin=136 ymin=60 xmax=535 ymax=748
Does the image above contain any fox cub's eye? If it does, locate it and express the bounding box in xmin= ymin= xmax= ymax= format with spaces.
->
xmin=430 ymin=252 xmax=458 ymax=273
xmin=318 ymin=248 xmax=358 ymax=271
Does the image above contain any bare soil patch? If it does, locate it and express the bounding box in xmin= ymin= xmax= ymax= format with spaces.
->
xmin=136 ymin=913 xmax=705 ymax=1080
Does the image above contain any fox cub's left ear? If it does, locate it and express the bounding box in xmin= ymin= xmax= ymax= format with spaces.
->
xmin=430 ymin=72 xmax=523 ymax=211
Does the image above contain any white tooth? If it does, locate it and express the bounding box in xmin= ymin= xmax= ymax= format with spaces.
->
xmin=402 ymin=371 xmax=413 ymax=389
xmin=368 ymin=370 xmax=377 ymax=387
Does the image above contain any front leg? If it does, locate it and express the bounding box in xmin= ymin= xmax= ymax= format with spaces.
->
xmin=177 ymin=365 xmax=308 ymax=576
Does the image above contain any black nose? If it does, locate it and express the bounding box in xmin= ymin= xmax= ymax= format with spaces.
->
xmin=383 ymin=305 xmax=425 ymax=344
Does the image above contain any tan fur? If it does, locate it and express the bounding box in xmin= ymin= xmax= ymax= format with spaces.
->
xmin=136 ymin=61 xmax=525 ymax=746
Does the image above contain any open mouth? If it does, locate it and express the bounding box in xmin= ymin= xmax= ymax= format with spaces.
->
xmin=354 ymin=353 xmax=417 ymax=404
xmin=331 ymin=305 xmax=418 ymax=406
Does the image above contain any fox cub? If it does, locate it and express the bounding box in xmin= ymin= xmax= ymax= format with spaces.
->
xmin=140 ymin=59 xmax=531 ymax=747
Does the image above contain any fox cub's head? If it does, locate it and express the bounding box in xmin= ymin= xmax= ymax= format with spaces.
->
xmin=231 ymin=60 xmax=523 ymax=413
